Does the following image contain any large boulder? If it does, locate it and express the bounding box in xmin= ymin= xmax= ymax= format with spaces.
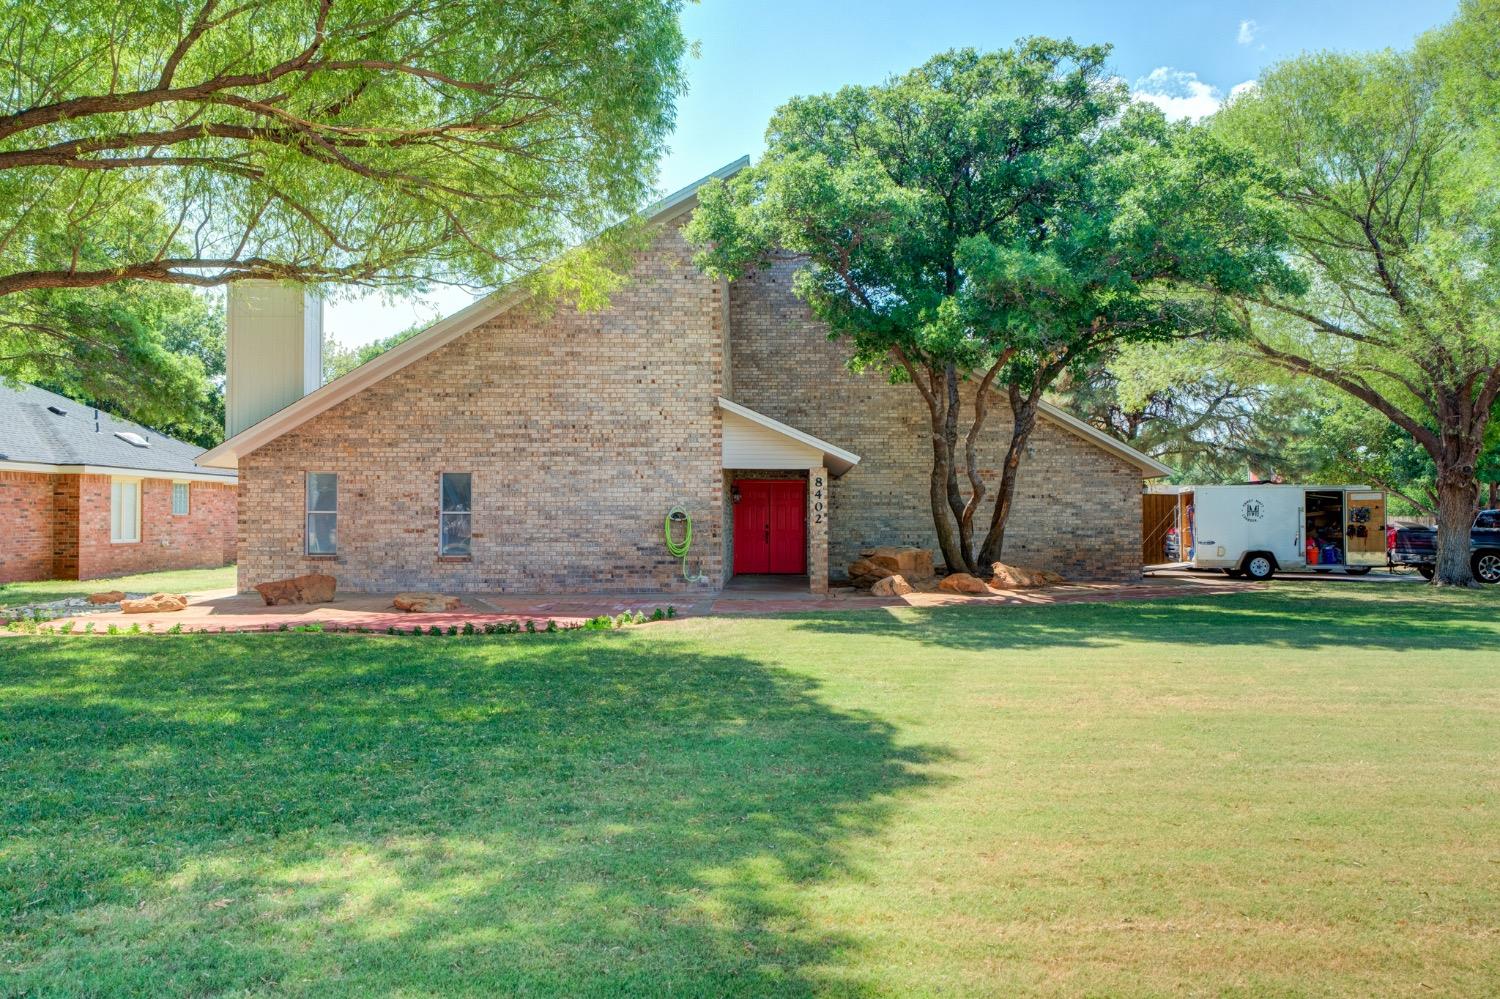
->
xmin=989 ymin=563 xmax=1066 ymax=589
xmin=848 ymin=546 xmax=935 ymax=587
xmin=870 ymin=574 xmax=914 ymax=597
xmin=120 ymin=592 xmax=187 ymax=614
xmin=87 ymin=590 xmax=126 ymax=605
xmin=937 ymin=572 xmax=990 ymax=595
xmin=253 ymin=573 xmax=337 ymax=606
xmin=392 ymin=592 xmax=463 ymax=612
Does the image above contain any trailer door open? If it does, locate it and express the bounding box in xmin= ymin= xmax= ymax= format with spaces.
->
xmin=1346 ymin=491 xmax=1386 ymax=568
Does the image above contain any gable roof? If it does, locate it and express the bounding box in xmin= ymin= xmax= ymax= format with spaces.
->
xmin=198 ymin=157 xmax=750 ymax=470
xmin=0 ymin=383 xmax=236 ymax=482
xmin=197 ymin=154 xmax=1171 ymax=480
xmin=719 ymin=397 xmax=861 ymax=476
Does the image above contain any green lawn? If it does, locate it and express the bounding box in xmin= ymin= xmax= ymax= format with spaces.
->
xmin=0 ymin=565 xmax=237 ymax=608
xmin=2 ymin=585 xmax=1497 ymax=997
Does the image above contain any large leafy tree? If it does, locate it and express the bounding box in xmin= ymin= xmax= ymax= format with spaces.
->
xmin=1056 ymin=343 xmax=1323 ymax=483
xmin=1214 ymin=2 xmax=1500 ymax=585
xmin=688 ymin=43 xmax=1295 ymax=574
xmin=0 ymin=0 xmax=688 ymax=413
xmin=9 ymin=283 xmax=226 ymax=446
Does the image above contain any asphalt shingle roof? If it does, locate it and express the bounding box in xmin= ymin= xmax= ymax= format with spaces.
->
xmin=0 ymin=383 xmax=234 ymax=479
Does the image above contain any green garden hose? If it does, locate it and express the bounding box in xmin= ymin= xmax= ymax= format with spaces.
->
xmin=665 ymin=504 xmax=709 ymax=583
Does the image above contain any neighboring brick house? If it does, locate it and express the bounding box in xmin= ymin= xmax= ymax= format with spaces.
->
xmin=0 ymin=384 xmax=237 ymax=584
xmin=199 ymin=159 xmax=1169 ymax=594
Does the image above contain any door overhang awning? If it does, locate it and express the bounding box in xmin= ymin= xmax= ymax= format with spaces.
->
xmin=718 ymin=397 xmax=860 ymax=477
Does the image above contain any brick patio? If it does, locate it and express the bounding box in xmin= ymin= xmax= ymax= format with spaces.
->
xmin=34 ymin=575 xmax=1252 ymax=634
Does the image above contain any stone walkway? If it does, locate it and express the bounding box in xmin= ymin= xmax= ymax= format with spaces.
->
xmin=32 ymin=575 xmax=1252 ymax=635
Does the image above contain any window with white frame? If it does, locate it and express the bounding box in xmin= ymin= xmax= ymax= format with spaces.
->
xmin=110 ymin=478 xmax=141 ymax=543
xmin=171 ymin=481 xmax=190 ymax=516
xmin=306 ymin=472 xmax=337 ymax=555
xmin=440 ymin=472 xmax=472 ymax=556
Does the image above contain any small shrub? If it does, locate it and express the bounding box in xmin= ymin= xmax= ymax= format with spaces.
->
xmin=651 ymin=607 xmax=665 ymax=621
xmin=278 ymin=623 xmax=289 ymax=632
xmin=83 ymin=622 xmax=95 ymax=634
xmin=106 ymin=624 xmax=119 ymax=636
xmin=545 ymin=619 xmax=557 ymax=633
xmin=428 ymin=625 xmax=443 ymax=636
xmin=447 ymin=625 xmax=458 ymax=636
xmin=525 ymin=619 xmax=537 ymax=633
xmin=666 ymin=605 xmax=677 ymax=618
xmin=462 ymin=621 xmax=475 ymax=636
xmin=128 ymin=623 xmax=141 ymax=635
xmin=167 ymin=623 xmax=183 ymax=635
xmin=59 ymin=621 xmax=75 ymax=634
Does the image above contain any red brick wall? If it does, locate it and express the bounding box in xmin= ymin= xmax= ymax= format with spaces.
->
xmin=0 ymin=471 xmax=56 ymax=584
xmin=75 ymin=475 xmax=238 ymax=581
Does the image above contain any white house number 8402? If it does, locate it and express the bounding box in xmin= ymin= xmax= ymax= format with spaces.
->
xmin=812 ymin=475 xmax=825 ymax=524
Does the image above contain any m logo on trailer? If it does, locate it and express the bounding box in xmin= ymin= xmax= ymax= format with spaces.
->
xmin=1242 ymin=499 xmax=1264 ymax=522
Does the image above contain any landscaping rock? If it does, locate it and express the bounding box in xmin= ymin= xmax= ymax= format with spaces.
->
xmin=989 ymin=563 xmax=1066 ymax=589
xmin=870 ymin=574 xmax=914 ymax=596
xmin=848 ymin=546 xmax=934 ymax=587
xmin=392 ymin=592 xmax=463 ymax=612
xmin=937 ymin=572 xmax=990 ymax=595
xmin=253 ymin=573 xmax=337 ymax=606
xmin=120 ymin=592 xmax=188 ymax=614
xmin=87 ymin=590 xmax=126 ymax=604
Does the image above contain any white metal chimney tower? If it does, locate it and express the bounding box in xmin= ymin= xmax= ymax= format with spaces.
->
xmin=225 ymin=281 xmax=324 ymax=438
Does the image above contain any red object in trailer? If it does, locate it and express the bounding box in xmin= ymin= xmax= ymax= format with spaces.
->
xmin=1306 ymin=540 xmax=1320 ymax=565
xmin=732 ymin=479 xmax=807 ymax=575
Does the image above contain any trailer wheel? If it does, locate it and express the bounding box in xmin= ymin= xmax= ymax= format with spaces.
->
xmin=1417 ymin=564 xmax=1435 ymax=581
xmin=1473 ymin=552 xmax=1500 ymax=585
xmin=1243 ymin=554 xmax=1275 ymax=581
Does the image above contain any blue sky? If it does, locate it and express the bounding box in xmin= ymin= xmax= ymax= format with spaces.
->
xmin=326 ymin=0 xmax=1458 ymax=347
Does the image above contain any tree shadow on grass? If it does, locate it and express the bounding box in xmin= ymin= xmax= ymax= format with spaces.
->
xmin=779 ymin=587 xmax=1500 ymax=655
xmin=0 ymin=633 xmax=943 ymax=997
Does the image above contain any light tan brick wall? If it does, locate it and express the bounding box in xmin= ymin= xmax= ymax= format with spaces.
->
xmin=726 ymin=256 xmax=1144 ymax=581
xmin=76 ymin=476 xmax=238 ymax=581
xmin=237 ymin=219 xmax=727 ymax=594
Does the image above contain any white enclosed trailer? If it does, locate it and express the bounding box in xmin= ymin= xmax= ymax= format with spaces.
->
xmin=1151 ymin=484 xmax=1387 ymax=580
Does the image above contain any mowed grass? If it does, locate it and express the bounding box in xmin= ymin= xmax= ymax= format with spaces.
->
xmin=0 ymin=565 xmax=237 ymax=608
xmin=1 ymin=585 xmax=1497 ymax=997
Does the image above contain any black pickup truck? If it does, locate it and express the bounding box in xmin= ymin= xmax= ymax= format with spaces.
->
xmin=1389 ymin=509 xmax=1500 ymax=582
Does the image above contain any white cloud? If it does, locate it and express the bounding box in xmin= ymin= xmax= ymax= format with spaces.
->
xmin=1131 ymin=67 xmax=1225 ymax=121
xmin=1237 ymin=19 xmax=1258 ymax=45
xmin=1228 ymin=79 xmax=1258 ymax=101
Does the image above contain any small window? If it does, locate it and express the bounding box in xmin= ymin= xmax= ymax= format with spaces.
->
xmin=110 ymin=478 xmax=141 ymax=543
xmin=171 ymin=481 xmax=190 ymax=516
xmin=306 ymin=472 xmax=337 ymax=555
xmin=440 ymin=472 xmax=472 ymax=557
xmin=1477 ymin=511 xmax=1500 ymax=530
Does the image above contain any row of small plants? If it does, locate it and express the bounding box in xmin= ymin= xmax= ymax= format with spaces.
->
xmin=6 ymin=606 xmax=678 ymax=636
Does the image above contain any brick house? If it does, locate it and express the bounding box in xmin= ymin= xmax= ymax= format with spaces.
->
xmin=199 ymin=159 xmax=1169 ymax=594
xmin=0 ymin=384 xmax=238 ymax=584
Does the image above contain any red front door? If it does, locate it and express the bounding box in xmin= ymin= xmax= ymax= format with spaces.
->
xmin=733 ymin=480 xmax=806 ymax=574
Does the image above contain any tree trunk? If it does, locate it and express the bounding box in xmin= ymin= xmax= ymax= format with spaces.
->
xmin=1432 ymin=470 xmax=1478 ymax=587
xmin=1488 ymin=480 xmax=1498 ymax=510
xmin=977 ymin=388 xmax=1041 ymax=569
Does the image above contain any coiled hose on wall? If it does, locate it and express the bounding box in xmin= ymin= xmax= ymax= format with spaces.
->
xmin=665 ymin=504 xmax=710 ymax=584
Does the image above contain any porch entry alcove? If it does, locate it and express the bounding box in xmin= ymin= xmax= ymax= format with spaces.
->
xmin=718 ymin=398 xmax=859 ymax=594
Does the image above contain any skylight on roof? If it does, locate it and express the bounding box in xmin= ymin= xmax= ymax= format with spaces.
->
xmin=47 ymin=405 xmax=66 ymax=416
xmin=114 ymin=431 xmax=150 ymax=448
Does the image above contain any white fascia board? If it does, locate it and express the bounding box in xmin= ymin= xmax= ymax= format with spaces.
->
xmin=0 ymin=459 xmax=237 ymax=483
xmin=1037 ymin=401 xmax=1175 ymax=479
xmin=717 ymin=397 xmax=861 ymax=476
